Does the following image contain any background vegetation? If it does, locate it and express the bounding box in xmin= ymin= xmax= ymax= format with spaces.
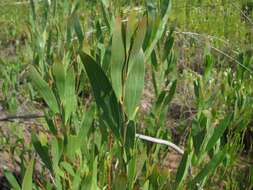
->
xmin=0 ymin=0 xmax=252 ymax=189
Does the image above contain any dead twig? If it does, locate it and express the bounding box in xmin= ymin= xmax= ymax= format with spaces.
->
xmin=0 ymin=113 xmax=44 ymax=122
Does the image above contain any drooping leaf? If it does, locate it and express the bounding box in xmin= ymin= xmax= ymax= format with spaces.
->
xmin=29 ymin=66 xmax=59 ymax=114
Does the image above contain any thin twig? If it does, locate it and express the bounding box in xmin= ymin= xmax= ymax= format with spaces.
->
xmin=135 ymin=133 xmax=184 ymax=155
xmin=0 ymin=113 xmax=44 ymax=122
xmin=175 ymin=31 xmax=231 ymax=46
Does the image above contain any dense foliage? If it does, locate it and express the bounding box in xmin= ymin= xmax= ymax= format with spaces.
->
xmin=0 ymin=0 xmax=253 ymax=189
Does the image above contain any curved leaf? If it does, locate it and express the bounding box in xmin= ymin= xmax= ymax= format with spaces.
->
xmin=29 ymin=66 xmax=59 ymax=114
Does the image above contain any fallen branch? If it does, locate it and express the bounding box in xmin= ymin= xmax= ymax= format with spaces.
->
xmin=136 ymin=133 xmax=184 ymax=155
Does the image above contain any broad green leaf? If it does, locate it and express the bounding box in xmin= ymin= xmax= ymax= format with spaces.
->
xmin=205 ymin=114 xmax=232 ymax=153
xmin=190 ymin=151 xmax=226 ymax=188
xmin=29 ymin=66 xmax=59 ymax=114
xmin=79 ymin=52 xmax=122 ymax=138
xmin=22 ymin=158 xmax=34 ymax=190
xmin=124 ymin=49 xmax=145 ymax=120
xmin=129 ymin=18 xmax=147 ymax=59
xmin=111 ymin=17 xmax=125 ymax=101
xmin=4 ymin=171 xmax=21 ymax=190
xmin=126 ymin=11 xmax=138 ymax=53
xmin=127 ymin=18 xmax=147 ymax=73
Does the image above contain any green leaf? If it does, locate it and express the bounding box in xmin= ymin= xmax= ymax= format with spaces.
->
xmin=32 ymin=133 xmax=53 ymax=172
xmin=154 ymin=80 xmax=177 ymax=117
xmin=22 ymin=158 xmax=35 ymax=190
xmin=175 ymin=150 xmax=193 ymax=189
xmin=4 ymin=171 xmax=21 ymax=190
xmin=91 ymin=157 xmax=99 ymax=190
xmin=203 ymin=51 xmax=214 ymax=80
xmin=127 ymin=18 xmax=147 ymax=73
xmin=79 ymin=52 xmax=122 ymax=138
xmin=99 ymin=0 xmax=112 ymax=32
xmin=52 ymin=63 xmax=66 ymax=104
xmin=29 ymin=66 xmax=59 ymax=114
xmin=124 ymin=49 xmax=145 ymax=120
xmin=142 ymin=180 xmax=149 ymax=190
xmin=128 ymin=156 xmax=137 ymax=189
xmin=73 ymin=171 xmax=82 ymax=190
xmin=66 ymin=134 xmax=82 ymax=160
xmin=73 ymin=15 xmax=84 ymax=47
xmin=61 ymin=161 xmax=75 ymax=177
xmin=144 ymin=0 xmax=172 ymax=62
xmin=125 ymin=121 xmax=136 ymax=153
xmin=126 ymin=12 xmax=138 ymax=53
xmin=190 ymin=151 xmax=226 ymax=188
xmin=205 ymin=114 xmax=232 ymax=153
xmin=64 ymin=67 xmax=77 ymax=123
xmin=114 ymin=172 xmax=127 ymax=190
xmin=111 ymin=17 xmax=125 ymax=101
xmin=163 ymin=31 xmax=174 ymax=61
xmin=52 ymin=137 xmax=63 ymax=170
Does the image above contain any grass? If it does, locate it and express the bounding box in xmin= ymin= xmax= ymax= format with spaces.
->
xmin=0 ymin=0 xmax=253 ymax=189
